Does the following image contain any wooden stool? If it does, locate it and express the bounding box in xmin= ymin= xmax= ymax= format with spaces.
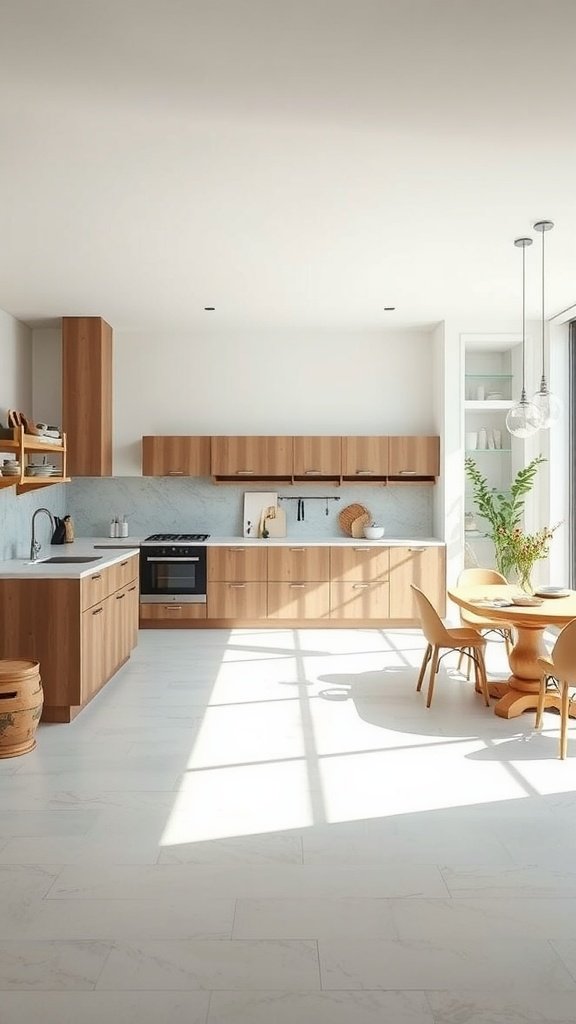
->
xmin=0 ymin=660 xmax=43 ymax=757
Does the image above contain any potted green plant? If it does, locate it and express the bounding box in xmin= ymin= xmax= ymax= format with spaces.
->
xmin=465 ymin=454 xmax=557 ymax=589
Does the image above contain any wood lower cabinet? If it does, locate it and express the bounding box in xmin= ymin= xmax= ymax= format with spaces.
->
xmin=268 ymin=582 xmax=331 ymax=619
xmin=142 ymin=436 xmax=211 ymax=477
xmin=330 ymin=582 xmax=390 ymax=619
xmin=330 ymin=546 xmax=389 ymax=584
xmin=211 ymin=436 xmax=293 ymax=479
xmin=208 ymin=546 xmax=268 ymax=583
xmin=388 ymin=436 xmax=440 ymax=479
xmin=208 ymin=582 xmax=267 ymax=619
xmin=0 ymin=557 xmax=139 ymax=722
xmin=341 ymin=436 xmax=389 ymax=480
xmin=267 ymin=546 xmax=330 ymax=583
xmin=293 ymin=436 xmax=341 ymax=478
xmin=140 ymin=603 xmax=207 ymax=622
xmin=389 ymin=546 xmax=446 ymax=618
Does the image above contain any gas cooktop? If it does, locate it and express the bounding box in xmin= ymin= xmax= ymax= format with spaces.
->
xmin=142 ymin=533 xmax=210 ymax=544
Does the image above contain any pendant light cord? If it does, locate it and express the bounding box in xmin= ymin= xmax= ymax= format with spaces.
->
xmin=541 ymin=225 xmax=545 ymax=378
xmin=521 ymin=241 xmax=526 ymax=396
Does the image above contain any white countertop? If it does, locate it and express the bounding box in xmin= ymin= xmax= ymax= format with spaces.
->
xmin=0 ymin=540 xmax=140 ymax=580
xmin=0 ymin=535 xmax=444 ymax=579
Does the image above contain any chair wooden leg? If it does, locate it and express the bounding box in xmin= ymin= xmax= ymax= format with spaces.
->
xmin=560 ymin=680 xmax=569 ymax=760
xmin=426 ymin=646 xmax=440 ymax=708
xmin=476 ymin=648 xmax=490 ymax=707
xmin=416 ymin=644 xmax=432 ymax=692
xmin=466 ymin=649 xmax=473 ymax=680
xmin=535 ymin=675 xmax=547 ymax=731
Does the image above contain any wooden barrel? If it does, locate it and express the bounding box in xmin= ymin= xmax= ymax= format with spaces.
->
xmin=0 ymin=660 xmax=43 ymax=758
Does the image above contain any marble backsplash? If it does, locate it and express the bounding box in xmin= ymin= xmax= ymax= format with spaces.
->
xmin=65 ymin=478 xmax=435 ymax=540
xmin=0 ymin=483 xmax=67 ymax=560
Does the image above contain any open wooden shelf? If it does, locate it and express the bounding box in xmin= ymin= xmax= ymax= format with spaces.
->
xmin=0 ymin=427 xmax=69 ymax=494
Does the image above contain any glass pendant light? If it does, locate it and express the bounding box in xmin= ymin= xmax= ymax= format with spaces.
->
xmin=531 ymin=219 xmax=562 ymax=428
xmin=506 ymin=237 xmax=542 ymax=438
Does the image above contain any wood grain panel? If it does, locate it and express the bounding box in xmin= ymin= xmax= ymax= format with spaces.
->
xmin=293 ymin=436 xmax=341 ymax=477
xmin=330 ymin=582 xmax=390 ymax=619
xmin=0 ymin=579 xmax=82 ymax=707
xmin=342 ymin=436 xmax=389 ymax=478
xmin=211 ymin=436 xmax=293 ymax=477
xmin=388 ymin=436 xmax=440 ymax=478
xmin=62 ymin=316 xmax=112 ymax=476
xmin=267 ymin=582 xmax=330 ymax=619
xmin=389 ymin=546 xmax=446 ymax=618
xmin=81 ymin=598 xmax=111 ymax=702
xmin=139 ymin=603 xmax=207 ymax=620
xmin=268 ymin=546 xmax=330 ymax=582
xmin=207 ymin=583 xmax=267 ymax=619
xmin=142 ymin=436 xmax=211 ymax=476
xmin=330 ymin=546 xmax=390 ymax=583
xmin=208 ymin=546 xmax=268 ymax=582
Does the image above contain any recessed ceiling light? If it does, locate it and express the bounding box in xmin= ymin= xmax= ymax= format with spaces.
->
xmin=383 ymin=306 xmax=395 ymax=311
xmin=204 ymin=306 xmax=215 ymax=311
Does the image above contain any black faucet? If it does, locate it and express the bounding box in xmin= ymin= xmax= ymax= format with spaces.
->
xmin=30 ymin=507 xmax=55 ymax=561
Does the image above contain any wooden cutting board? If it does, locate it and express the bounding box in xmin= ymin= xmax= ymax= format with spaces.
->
xmin=351 ymin=512 xmax=371 ymax=538
xmin=264 ymin=506 xmax=287 ymax=537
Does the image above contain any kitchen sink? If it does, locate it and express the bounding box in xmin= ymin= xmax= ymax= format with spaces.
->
xmin=37 ymin=556 xmax=103 ymax=564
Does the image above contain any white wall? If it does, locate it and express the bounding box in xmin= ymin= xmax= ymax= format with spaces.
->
xmin=31 ymin=327 xmax=61 ymax=425
xmin=113 ymin=328 xmax=436 ymax=474
xmin=0 ymin=306 xmax=32 ymax=414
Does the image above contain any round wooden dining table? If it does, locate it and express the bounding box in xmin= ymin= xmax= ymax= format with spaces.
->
xmin=447 ymin=583 xmax=576 ymax=719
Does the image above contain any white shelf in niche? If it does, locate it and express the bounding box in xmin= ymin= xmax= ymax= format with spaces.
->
xmin=465 ymin=400 xmax=514 ymax=411
xmin=465 ymin=448 xmax=512 ymax=454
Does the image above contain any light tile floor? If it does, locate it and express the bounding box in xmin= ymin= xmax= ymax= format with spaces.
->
xmin=1 ymin=627 xmax=576 ymax=1023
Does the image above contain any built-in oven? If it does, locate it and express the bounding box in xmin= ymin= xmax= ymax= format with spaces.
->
xmin=140 ymin=534 xmax=209 ymax=603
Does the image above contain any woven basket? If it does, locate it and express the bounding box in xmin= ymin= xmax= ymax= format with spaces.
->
xmin=339 ymin=503 xmax=370 ymax=536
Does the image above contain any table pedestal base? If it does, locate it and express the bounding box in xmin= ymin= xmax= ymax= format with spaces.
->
xmin=490 ymin=623 xmax=576 ymax=719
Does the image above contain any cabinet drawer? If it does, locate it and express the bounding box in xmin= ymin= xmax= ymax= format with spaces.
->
xmin=208 ymin=546 xmax=267 ymax=582
xmin=81 ymin=566 xmax=112 ymax=610
xmin=268 ymin=546 xmax=330 ymax=582
xmin=207 ymin=582 xmax=267 ymax=619
xmin=330 ymin=582 xmax=390 ymax=620
xmin=140 ymin=603 xmax=207 ymax=620
xmin=110 ymin=554 xmax=139 ymax=590
xmin=389 ymin=546 xmax=446 ymax=618
xmin=330 ymin=546 xmax=389 ymax=583
xmin=267 ymin=582 xmax=330 ymax=619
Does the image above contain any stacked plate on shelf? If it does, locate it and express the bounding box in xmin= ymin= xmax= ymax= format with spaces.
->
xmin=1 ymin=460 xmax=20 ymax=476
xmin=25 ymin=463 xmax=56 ymax=477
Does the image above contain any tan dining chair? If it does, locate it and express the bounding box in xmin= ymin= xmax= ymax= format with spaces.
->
xmin=411 ymin=585 xmax=490 ymax=709
xmin=457 ymin=568 xmax=514 ymax=666
xmin=535 ymin=617 xmax=576 ymax=759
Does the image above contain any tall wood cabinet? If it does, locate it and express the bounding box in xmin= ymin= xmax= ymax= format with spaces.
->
xmin=62 ymin=316 xmax=113 ymax=476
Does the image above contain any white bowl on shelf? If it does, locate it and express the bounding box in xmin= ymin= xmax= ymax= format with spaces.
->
xmin=363 ymin=525 xmax=385 ymax=539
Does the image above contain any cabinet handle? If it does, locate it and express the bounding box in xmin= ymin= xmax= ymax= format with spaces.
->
xmin=168 ymin=470 xmax=184 ymax=475
xmin=128 ymin=586 xmax=137 ymax=592
xmin=165 ymin=605 xmax=182 ymax=610
xmin=116 ymin=593 xmax=125 ymax=600
xmin=398 ymin=469 xmax=417 ymax=475
xmin=231 ymin=548 xmax=246 ymax=552
xmin=353 ymin=547 xmax=372 ymax=551
xmin=289 ymin=548 xmax=305 ymax=552
xmin=229 ymin=583 xmax=246 ymax=588
xmin=408 ymin=547 xmax=424 ymax=552
xmin=289 ymin=583 xmax=306 ymax=588
xmin=355 ymin=469 xmax=375 ymax=475
xmin=91 ymin=574 xmax=102 ymax=581
xmin=120 ymin=561 xmax=128 ymax=567
xmin=353 ymin=584 xmax=370 ymax=589
xmin=235 ymin=470 xmax=254 ymax=475
xmin=304 ymin=469 xmax=321 ymax=475
xmin=92 ymin=607 xmax=103 ymax=616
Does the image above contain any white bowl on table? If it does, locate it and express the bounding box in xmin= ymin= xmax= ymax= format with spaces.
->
xmin=363 ymin=525 xmax=385 ymax=539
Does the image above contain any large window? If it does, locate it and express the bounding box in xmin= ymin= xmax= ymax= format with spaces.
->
xmin=570 ymin=321 xmax=576 ymax=587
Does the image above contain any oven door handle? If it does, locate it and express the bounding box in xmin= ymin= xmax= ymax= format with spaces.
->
xmin=146 ymin=557 xmax=200 ymax=563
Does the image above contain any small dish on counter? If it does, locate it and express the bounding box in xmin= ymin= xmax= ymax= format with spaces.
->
xmin=511 ymin=595 xmax=544 ymax=607
xmin=534 ymin=586 xmax=571 ymax=599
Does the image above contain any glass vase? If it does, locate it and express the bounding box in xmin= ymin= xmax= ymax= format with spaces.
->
xmin=518 ymin=568 xmax=534 ymax=594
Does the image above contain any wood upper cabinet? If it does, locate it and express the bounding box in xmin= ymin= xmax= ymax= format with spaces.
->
xmin=208 ymin=546 xmax=268 ymax=582
xmin=293 ymin=436 xmax=341 ymax=477
xmin=211 ymin=436 xmax=293 ymax=478
xmin=388 ymin=546 xmax=446 ymax=618
xmin=142 ymin=436 xmax=211 ymax=477
xmin=341 ymin=437 xmax=389 ymax=479
xmin=388 ymin=436 xmax=440 ymax=479
xmin=268 ymin=546 xmax=330 ymax=582
xmin=62 ymin=316 xmax=113 ymax=476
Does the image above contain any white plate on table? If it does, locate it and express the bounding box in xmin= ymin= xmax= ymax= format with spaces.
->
xmin=534 ymin=586 xmax=571 ymax=599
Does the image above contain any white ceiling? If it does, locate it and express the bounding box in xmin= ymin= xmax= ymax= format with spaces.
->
xmin=1 ymin=0 xmax=576 ymax=333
